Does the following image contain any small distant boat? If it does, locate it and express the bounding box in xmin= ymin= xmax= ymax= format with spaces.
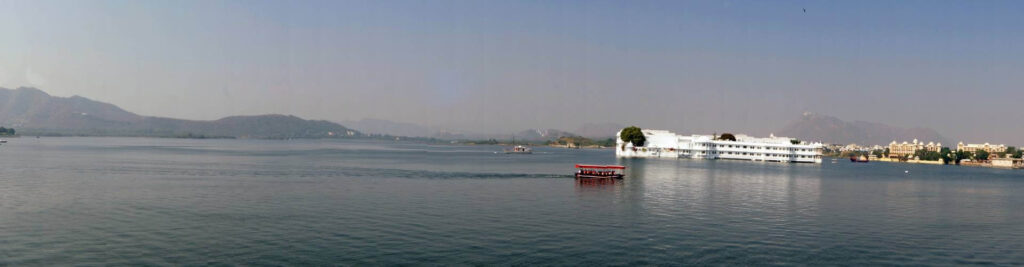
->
xmin=0 ymin=139 xmax=7 ymax=144
xmin=850 ymin=155 xmax=869 ymax=162
xmin=503 ymin=136 xmax=532 ymax=154
xmin=504 ymin=145 xmax=533 ymax=154
xmin=574 ymin=164 xmax=625 ymax=179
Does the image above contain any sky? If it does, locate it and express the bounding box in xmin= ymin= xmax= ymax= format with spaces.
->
xmin=1 ymin=0 xmax=1022 ymax=143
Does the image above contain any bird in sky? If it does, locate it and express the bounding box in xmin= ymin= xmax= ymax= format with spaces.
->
xmin=803 ymin=8 xmax=807 ymax=13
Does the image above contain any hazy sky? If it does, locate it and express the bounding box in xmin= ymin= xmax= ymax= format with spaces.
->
xmin=1 ymin=0 xmax=1022 ymax=143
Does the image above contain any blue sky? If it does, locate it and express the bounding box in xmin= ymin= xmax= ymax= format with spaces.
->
xmin=1 ymin=0 xmax=1022 ymax=143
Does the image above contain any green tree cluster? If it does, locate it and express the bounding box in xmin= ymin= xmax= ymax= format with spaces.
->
xmin=914 ymin=149 xmax=942 ymax=161
xmin=872 ymin=149 xmax=884 ymax=158
xmin=620 ymin=126 xmax=646 ymax=147
xmin=955 ymin=150 xmax=972 ymax=164
xmin=940 ymin=147 xmax=953 ymax=164
xmin=1007 ymin=146 xmax=1022 ymax=159
xmin=841 ymin=151 xmax=868 ymax=158
xmin=718 ymin=133 xmax=737 ymax=141
xmin=975 ymin=149 xmax=991 ymax=161
xmin=0 ymin=127 xmax=14 ymax=136
xmin=551 ymin=136 xmax=616 ymax=148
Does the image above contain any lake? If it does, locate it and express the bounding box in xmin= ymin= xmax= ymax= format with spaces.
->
xmin=1 ymin=137 xmax=1022 ymax=265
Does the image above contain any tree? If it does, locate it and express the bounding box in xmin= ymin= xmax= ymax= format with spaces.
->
xmin=940 ymin=147 xmax=953 ymax=164
xmin=718 ymin=133 xmax=737 ymax=141
xmin=975 ymin=150 xmax=990 ymax=161
xmin=914 ymin=149 xmax=926 ymax=160
xmin=883 ymin=148 xmax=890 ymax=158
xmin=1007 ymin=146 xmax=1019 ymax=158
xmin=955 ymin=150 xmax=972 ymax=164
xmin=619 ymin=126 xmax=646 ymax=147
xmin=872 ymin=149 xmax=884 ymax=158
xmin=840 ymin=151 xmax=865 ymax=158
xmin=914 ymin=149 xmax=941 ymax=161
xmin=790 ymin=139 xmax=801 ymax=145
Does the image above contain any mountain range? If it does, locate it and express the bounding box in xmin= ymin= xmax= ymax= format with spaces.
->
xmin=0 ymin=87 xmax=953 ymax=145
xmin=343 ymin=118 xmax=623 ymax=141
xmin=0 ymin=87 xmax=357 ymax=139
xmin=777 ymin=113 xmax=949 ymax=146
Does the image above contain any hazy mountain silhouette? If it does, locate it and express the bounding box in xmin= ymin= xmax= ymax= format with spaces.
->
xmin=0 ymin=87 xmax=357 ymax=139
xmin=342 ymin=118 xmax=432 ymax=137
xmin=511 ymin=129 xmax=578 ymax=141
xmin=342 ymin=118 xmax=617 ymax=141
xmin=778 ymin=113 xmax=949 ymax=145
xmin=340 ymin=118 xmax=475 ymax=140
xmin=573 ymin=123 xmax=625 ymax=139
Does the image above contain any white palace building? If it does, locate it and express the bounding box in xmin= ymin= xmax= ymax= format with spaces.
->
xmin=616 ymin=129 xmax=824 ymax=163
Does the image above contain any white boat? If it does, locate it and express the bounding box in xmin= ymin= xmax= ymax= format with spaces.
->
xmin=505 ymin=145 xmax=536 ymax=153
xmin=503 ymin=136 xmax=532 ymax=154
xmin=615 ymin=129 xmax=823 ymax=163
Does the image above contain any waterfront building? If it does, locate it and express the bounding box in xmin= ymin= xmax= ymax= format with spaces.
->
xmin=615 ymin=129 xmax=823 ymax=163
xmin=888 ymin=139 xmax=941 ymax=158
xmin=841 ymin=144 xmax=870 ymax=152
xmin=957 ymin=142 xmax=1006 ymax=154
xmin=992 ymin=157 xmax=1023 ymax=168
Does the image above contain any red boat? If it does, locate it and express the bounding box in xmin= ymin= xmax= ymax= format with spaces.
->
xmin=574 ymin=164 xmax=626 ymax=179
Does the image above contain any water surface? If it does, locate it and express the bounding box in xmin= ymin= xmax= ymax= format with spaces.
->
xmin=1 ymin=137 xmax=1021 ymax=265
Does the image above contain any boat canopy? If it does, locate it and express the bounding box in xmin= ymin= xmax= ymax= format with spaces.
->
xmin=574 ymin=164 xmax=626 ymax=169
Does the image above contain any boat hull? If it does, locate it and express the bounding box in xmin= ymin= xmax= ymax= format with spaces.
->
xmin=574 ymin=174 xmax=624 ymax=179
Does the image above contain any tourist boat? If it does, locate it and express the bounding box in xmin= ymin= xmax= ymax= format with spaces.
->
xmin=574 ymin=164 xmax=625 ymax=179
xmin=850 ymin=155 xmax=869 ymax=162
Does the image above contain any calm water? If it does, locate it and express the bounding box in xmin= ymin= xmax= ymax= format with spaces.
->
xmin=1 ymin=137 xmax=1022 ymax=265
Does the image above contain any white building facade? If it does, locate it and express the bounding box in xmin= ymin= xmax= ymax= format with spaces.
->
xmin=616 ymin=129 xmax=823 ymax=163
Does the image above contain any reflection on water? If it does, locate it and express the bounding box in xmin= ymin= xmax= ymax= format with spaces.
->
xmin=621 ymin=159 xmax=823 ymax=222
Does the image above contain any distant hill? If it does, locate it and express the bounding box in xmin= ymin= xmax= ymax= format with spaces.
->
xmin=342 ymin=118 xmax=431 ymax=137
xmin=341 ymin=118 xmax=477 ymax=140
xmin=574 ymin=123 xmax=625 ymax=139
xmin=0 ymin=87 xmax=358 ymax=139
xmin=513 ymin=128 xmax=578 ymax=141
xmin=778 ymin=113 xmax=949 ymax=146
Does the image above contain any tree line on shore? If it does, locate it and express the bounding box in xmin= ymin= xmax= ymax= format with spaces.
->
xmin=0 ymin=127 xmax=15 ymax=136
xmin=855 ymin=146 xmax=1022 ymax=164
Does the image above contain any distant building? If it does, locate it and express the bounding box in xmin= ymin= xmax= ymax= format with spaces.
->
xmin=992 ymin=157 xmax=1023 ymax=168
xmin=615 ymin=129 xmax=823 ymax=163
xmin=888 ymin=139 xmax=941 ymax=158
xmin=841 ymin=144 xmax=870 ymax=152
xmin=957 ymin=142 xmax=1006 ymax=154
